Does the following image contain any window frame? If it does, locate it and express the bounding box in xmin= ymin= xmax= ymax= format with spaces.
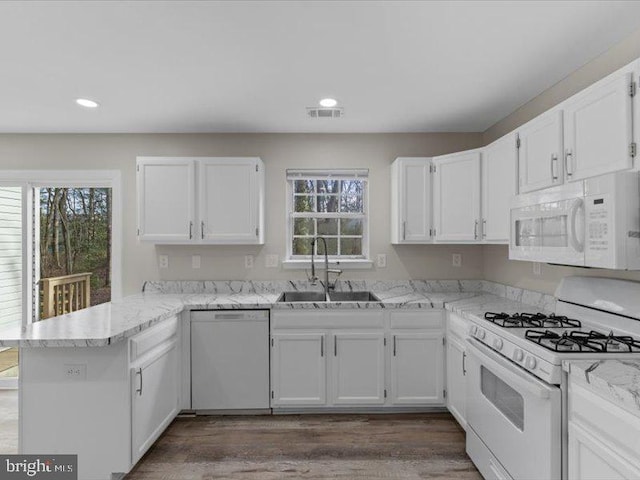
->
xmin=285 ymin=169 xmax=370 ymax=266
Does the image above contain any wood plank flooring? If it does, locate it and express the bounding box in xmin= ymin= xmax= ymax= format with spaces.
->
xmin=126 ymin=413 xmax=481 ymax=480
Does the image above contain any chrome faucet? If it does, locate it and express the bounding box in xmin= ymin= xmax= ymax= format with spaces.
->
xmin=310 ymin=236 xmax=342 ymax=299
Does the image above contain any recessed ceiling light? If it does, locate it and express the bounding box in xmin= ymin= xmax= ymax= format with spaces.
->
xmin=319 ymin=98 xmax=337 ymax=108
xmin=76 ymin=98 xmax=100 ymax=108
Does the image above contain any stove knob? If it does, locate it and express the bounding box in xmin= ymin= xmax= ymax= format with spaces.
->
xmin=514 ymin=349 xmax=524 ymax=362
xmin=470 ymin=325 xmax=477 ymax=336
xmin=493 ymin=338 xmax=504 ymax=350
xmin=525 ymin=356 xmax=537 ymax=370
xmin=477 ymin=329 xmax=486 ymax=340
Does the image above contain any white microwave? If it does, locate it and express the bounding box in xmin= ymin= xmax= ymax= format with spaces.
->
xmin=509 ymin=171 xmax=640 ymax=269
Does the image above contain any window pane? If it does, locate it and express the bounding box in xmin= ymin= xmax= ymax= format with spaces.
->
xmin=317 ymin=218 xmax=338 ymax=236
xmin=340 ymin=238 xmax=362 ymax=256
xmin=317 ymin=180 xmax=339 ymax=194
xmin=292 ymin=237 xmax=313 ymax=255
xmin=316 ymin=237 xmax=338 ymax=256
xmin=317 ymin=195 xmax=339 ymax=212
xmin=294 ymin=180 xmax=315 ymax=194
xmin=294 ymin=195 xmax=314 ymax=212
xmin=294 ymin=218 xmax=315 ymax=236
xmin=340 ymin=193 xmax=363 ymax=213
xmin=340 ymin=218 xmax=363 ymax=235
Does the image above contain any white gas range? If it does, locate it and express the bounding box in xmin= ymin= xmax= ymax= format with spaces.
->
xmin=464 ymin=277 xmax=640 ymax=480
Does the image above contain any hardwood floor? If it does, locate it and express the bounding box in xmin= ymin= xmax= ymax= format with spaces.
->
xmin=126 ymin=413 xmax=481 ymax=480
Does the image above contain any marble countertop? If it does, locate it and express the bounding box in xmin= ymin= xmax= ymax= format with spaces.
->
xmin=0 ymin=279 xmax=555 ymax=348
xmin=567 ymin=359 xmax=640 ymax=414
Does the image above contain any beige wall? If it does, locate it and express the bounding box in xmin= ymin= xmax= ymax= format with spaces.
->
xmin=0 ymin=133 xmax=483 ymax=296
xmin=481 ymin=27 xmax=640 ymax=294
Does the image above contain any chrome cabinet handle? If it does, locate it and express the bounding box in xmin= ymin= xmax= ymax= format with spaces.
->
xmin=320 ymin=336 xmax=324 ymax=357
xmin=136 ymin=368 xmax=143 ymax=396
xmin=393 ymin=335 xmax=397 ymax=356
xmin=189 ymin=221 xmax=193 ymax=239
xmin=482 ymin=219 xmax=487 ymax=239
xmin=201 ymin=221 xmax=205 ymax=239
xmin=565 ymin=149 xmax=573 ymax=177
xmin=551 ymin=154 xmax=558 ymax=181
xmin=462 ymin=352 xmax=466 ymax=376
xmin=334 ymin=336 xmax=337 ymax=356
xmin=474 ymin=220 xmax=478 ymax=240
xmin=402 ymin=221 xmax=406 ymax=240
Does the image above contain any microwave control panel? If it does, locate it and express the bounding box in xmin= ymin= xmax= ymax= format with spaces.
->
xmin=584 ymin=193 xmax=613 ymax=266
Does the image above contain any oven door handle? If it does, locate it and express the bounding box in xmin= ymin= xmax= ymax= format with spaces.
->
xmin=466 ymin=337 xmax=552 ymax=400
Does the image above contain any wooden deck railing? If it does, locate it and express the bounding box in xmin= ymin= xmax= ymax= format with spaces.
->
xmin=41 ymin=273 xmax=92 ymax=320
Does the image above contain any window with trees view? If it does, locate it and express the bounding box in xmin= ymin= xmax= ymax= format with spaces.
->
xmin=287 ymin=170 xmax=368 ymax=259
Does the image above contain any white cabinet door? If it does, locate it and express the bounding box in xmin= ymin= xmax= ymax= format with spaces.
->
xmin=482 ymin=133 xmax=518 ymax=243
xmin=390 ymin=158 xmax=432 ymax=243
xmin=433 ymin=150 xmax=481 ymax=242
xmin=390 ymin=332 xmax=444 ymax=405
xmin=131 ymin=341 xmax=179 ymax=463
xmin=568 ymin=422 xmax=640 ymax=480
xmin=137 ymin=158 xmax=195 ymax=242
xmin=199 ymin=157 xmax=263 ymax=244
xmin=271 ymin=333 xmax=326 ymax=406
xmin=518 ymin=110 xmax=564 ymax=193
xmin=446 ymin=335 xmax=466 ymax=429
xmin=563 ymin=71 xmax=634 ymax=182
xmin=332 ymin=332 xmax=385 ymax=405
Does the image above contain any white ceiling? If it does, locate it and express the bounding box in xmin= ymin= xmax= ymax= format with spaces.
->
xmin=2 ymin=1 xmax=640 ymax=133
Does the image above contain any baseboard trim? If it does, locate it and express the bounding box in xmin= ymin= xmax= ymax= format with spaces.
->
xmin=0 ymin=377 xmax=18 ymax=389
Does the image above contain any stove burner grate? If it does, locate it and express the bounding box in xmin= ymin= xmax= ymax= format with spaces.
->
xmin=484 ymin=312 xmax=582 ymax=329
xmin=525 ymin=329 xmax=640 ymax=353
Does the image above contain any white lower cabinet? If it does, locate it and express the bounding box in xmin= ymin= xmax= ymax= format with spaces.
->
xmin=271 ymin=332 xmax=327 ymax=406
xmin=271 ymin=309 xmax=445 ymax=409
xmin=568 ymin=370 xmax=640 ymax=479
xmin=390 ymin=332 xmax=444 ymax=405
xmin=131 ymin=340 xmax=180 ymax=463
xmin=333 ymin=332 xmax=385 ymax=405
xmin=445 ymin=335 xmax=466 ymax=428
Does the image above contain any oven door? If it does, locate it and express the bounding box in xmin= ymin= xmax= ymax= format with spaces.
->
xmin=466 ymin=338 xmax=561 ymax=480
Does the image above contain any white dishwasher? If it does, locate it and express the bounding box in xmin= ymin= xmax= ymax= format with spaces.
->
xmin=190 ymin=309 xmax=270 ymax=411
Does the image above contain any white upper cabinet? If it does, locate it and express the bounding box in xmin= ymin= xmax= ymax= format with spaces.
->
xmin=482 ymin=132 xmax=518 ymax=243
xmin=137 ymin=156 xmax=265 ymax=244
xmin=563 ymin=67 xmax=636 ymax=181
xmin=517 ymin=109 xmax=564 ymax=193
xmin=390 ymin=157 xmax=433 ymax=243
xmin=199 ymin=158 xmax=264 ymax=244
xmin=137 ymin=157 xmax=195 ymax=242
xmin=433 ymin=150 xmax=482 ymax=242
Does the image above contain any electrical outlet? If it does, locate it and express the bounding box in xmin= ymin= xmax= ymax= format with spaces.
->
xmin=192 ymin=255 xmax=201 ymax=269
xmin=265 ymin=254 xmax=279 ymax=268
xmin=452 ymin=253 xmax=462 ymax=267
xmin=64 ymin=364 xmax=87 ymax=381
xmin=376 ymin=254 xmax=387 ymax=268
xmin=533 ymin=262 xmax=541 ymax=275
xmin=158 ymin=255 xmax=169 ymax=269
xmin=245 ymin=255 xmax=254 ymax=269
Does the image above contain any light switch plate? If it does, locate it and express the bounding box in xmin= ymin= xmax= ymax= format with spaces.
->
xmin=265 ymin=254 xmax=279 ymax=268
xmin=64 ymin=364 xmax=87 ymax=381
xmin=376 ymin=254 xmax=387 ymax=268
xmin=245 ymin=255 xmax=254 ymax=269
xmin=159 ymin=255 xmax=169 ymax=269
xmin=452 ymin=254 xmax=462 ymax=267
xmin=192 ymin=255 xmax=201 ymax=269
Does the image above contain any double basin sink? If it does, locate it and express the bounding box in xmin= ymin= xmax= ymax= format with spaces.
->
xmin=276 ymin=291 xmax=381 ymax=303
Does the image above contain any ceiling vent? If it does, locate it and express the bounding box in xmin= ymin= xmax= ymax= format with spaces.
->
xmin=307 ymin=107 xmax=344 ymax=119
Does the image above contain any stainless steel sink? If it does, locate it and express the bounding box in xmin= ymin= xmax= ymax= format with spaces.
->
xmin=275 ymin=291 xmax=381 ymax=303
xmin=276 ymin=291 xmax=328 ymax=302
xmin=328 ymin=291 xmax=381 ymax=302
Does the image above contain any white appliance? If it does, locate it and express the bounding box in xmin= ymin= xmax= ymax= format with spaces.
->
xmin=509 ymin=171 xmax=640 ymax=268
xmin=465 ymin=276 xmax=640 ymax=480
xmin=191 ymin=309 xmax=270 ymax=411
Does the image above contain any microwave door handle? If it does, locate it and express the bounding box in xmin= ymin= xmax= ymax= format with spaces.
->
xmin=568 ymin=198 xmax=584 ymax=253
xmin=466 ymin=337 xmax=552 ymax=400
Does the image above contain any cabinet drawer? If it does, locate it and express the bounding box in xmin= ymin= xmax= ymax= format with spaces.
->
xmin=569 ymin=379 xmax=640 ymax=466
xmin=389 ymin=310 xmax=444 ymax=330
xmin=272 ymin=310 xmax=385 ymax=329
xmin=130 ymin=316 xmax=179 ymax=362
